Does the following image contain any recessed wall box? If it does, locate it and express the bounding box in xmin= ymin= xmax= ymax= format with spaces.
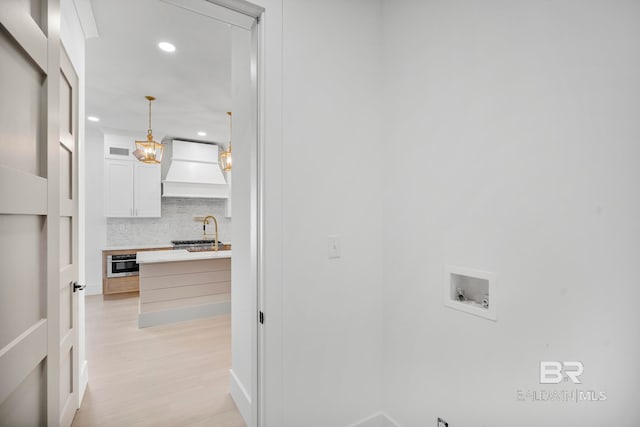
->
xmin=444 ymin=265 xmax=496 ymax=321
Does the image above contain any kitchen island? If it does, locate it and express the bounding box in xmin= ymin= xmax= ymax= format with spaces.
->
xmin=136 ymin=249 xmax=232 ymax=328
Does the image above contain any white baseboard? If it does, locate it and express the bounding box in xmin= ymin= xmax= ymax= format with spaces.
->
xmin=138 ymin=301 xmax=230 ymax=328
xmin=79 ymin=359 xmax=89 ymax=405
xmin=229 ymin=369 xmax=251 ymax=426
xmin=348 ymin=412 xmax=401 ymax=427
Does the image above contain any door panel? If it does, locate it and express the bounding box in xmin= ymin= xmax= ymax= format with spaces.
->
xmin=60 ymin=284 xmax=72 ymax=337
xmin=60 ymin=144 xmax=73 ymax=200
xmin=60 ymin=348 xmax=72 ymax=407
xmin=0 ymin=25 xmax=46 ymax=176
xmin=0 ymin=215 xmax=45 ymax=350
xmin=0 ymin=360 xmax=46 ymax=426
xmin=0 ymin=1 xmax=59 ymax=425
xmin=28 ymin=0 xmax=47 ymax=33
xmin=59 ymin=47 xmax=79 ymax=427
xmin=60 ymin=216 xmax=72 ymax=267
xmin=60 ymin=73 xmax=72 ymax=136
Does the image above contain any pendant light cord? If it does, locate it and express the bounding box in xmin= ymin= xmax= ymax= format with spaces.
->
xmin=228 ymin=111 xmax=232 ymax=152
xmin=148 ymin=99 xmax=153 ymax=138
xmin=145 ymin=96 xmax=156 ymax=140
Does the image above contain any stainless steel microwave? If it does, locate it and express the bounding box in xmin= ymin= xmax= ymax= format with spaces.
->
xmin=107 ymin=254 xmax=139 ymax=278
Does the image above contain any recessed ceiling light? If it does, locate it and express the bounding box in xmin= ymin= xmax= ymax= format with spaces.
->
xmin=87 ymin=116 xmax=100 ymax=122
xmin=197 ymin=131 xmax=207 ymax=136
xmin=158 ymin=41 xmax=176 ymax=53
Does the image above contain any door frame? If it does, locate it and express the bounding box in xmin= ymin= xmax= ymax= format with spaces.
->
xmin=202 ymin=1 xmax=282 ymax=426
xmin=162 ymin=2 xmax=267 ymax=425
xmin=203 ymin=2 xmax=266 ymax=426
xmin=213 ymin=1 xmax=286 ymax=425
xmin=74 ymin=0 xmax=284 ymax=426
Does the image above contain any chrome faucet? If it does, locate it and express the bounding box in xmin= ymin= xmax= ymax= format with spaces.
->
xmin=202 ymin=215 xmax=219 ymax=251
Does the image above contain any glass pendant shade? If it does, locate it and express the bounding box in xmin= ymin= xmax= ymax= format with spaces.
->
xmin=220 ymin=146 xmax=232 ymax=171
xmin=219 ymin=111 xmax=232 ymax=171
xmin=133 ymin=96 xmax=164 ymax=164
xmin=134 ymin=134 xmax=164 ymax=163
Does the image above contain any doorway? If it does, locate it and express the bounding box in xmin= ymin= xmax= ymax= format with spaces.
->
xmin=77 ymin=0 xmax=264 ymax=426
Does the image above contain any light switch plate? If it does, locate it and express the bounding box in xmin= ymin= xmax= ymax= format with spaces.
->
xmin=328 ymin=235 xmax=341 ymax=259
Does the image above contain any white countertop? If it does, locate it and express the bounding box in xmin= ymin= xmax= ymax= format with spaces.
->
xmin=103 ymin=243 xmax=173 ymax=251
xmin=136 ymin=249 xmax=232 ymax=264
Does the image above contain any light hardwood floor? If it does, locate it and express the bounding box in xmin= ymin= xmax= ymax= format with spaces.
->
xmin=72 ymin=293 xmax=246 ymax=427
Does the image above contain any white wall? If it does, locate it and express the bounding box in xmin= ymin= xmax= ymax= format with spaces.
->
xmin=83 ymin=127 xmax=106 ymax=295
xmin=380 ymin=1 xmax=640 ymax=426
xmin=279 ymin=1 xmax=384 ymax=425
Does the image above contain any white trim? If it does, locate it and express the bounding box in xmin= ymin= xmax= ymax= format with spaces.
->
xmin=247 ymin=16 xmax=260 ymax=427
xmin=229 ymin=369 xmax=252 ymax=424
xmin=72 ymin=0 xmax=99 ymax=39
xmin=255 ymin=2 xmax=285 ymax=426
xmin=137 ymin=301 xmax=230 ymax=328
xmin=161 ymin=0 xmax=257 ymax=30
xmin=347 ymin=412 xmax=402 ymax=427
xmin=208 ymin=0 xmax=265 ymax=18
xmin=78 ymin=359 xmax=89 ymax=405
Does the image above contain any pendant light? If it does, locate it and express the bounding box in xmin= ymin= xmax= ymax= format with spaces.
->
xmin=133 ymin=96 xmax=164 ymax=164
xmin=219 ymin=111 xmax=232 ymax=172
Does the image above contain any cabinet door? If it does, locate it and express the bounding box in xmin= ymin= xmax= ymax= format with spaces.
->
xmin=134 ymin=162 xmax=161 ymax=217
xmin=105 ymin=159 xmax=134 ymax=217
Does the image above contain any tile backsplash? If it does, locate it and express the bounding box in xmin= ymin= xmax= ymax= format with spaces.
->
xmin=106 ymin=198 xmax=231 ymax=246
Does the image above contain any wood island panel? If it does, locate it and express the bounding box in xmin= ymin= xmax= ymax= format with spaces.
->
xmin=138 ymin=257 xmax=231 ymax=327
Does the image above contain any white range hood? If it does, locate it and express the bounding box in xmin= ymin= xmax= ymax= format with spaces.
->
xmin=162 ymin=140 xmax=229 ymax=198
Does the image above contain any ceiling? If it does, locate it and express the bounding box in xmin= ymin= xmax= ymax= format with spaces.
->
xmin=86 ymin=0 xmax=232 ymax=144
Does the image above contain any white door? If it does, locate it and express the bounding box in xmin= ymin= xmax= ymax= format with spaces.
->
xmin=59 ymin=47 xmax=80 ymax=427
xmin=134 ymin=162 xmax=161 ymax=217
xmin=0 ymin=1 xmax=80 ymax=426
xmin=105 ymin=159 xmax=134 ymax=217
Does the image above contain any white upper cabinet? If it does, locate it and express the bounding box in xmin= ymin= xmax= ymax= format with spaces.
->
xmin=134 ymin=162 xmax=161 ymax=217
xmin=105 ymin=159 xmax=135 ymax=217
xmin=104 ymin=134 xmax=161 ymax=218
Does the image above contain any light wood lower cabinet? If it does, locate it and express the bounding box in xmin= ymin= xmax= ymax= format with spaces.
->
xmin=102 ymin=247 xmax=172 ymax=295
